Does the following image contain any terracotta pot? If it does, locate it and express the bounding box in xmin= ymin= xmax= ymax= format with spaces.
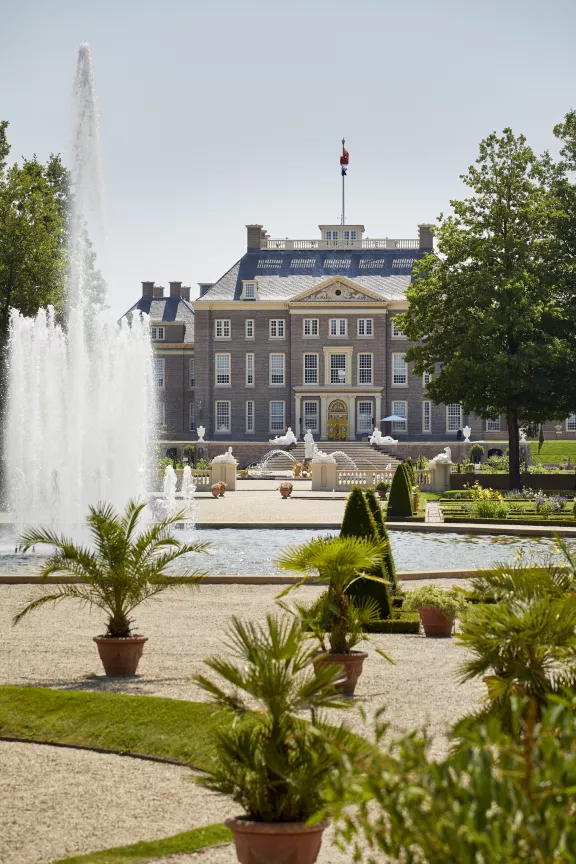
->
xmin=280 ymin=489 xmax=292 ymax=498
xmin=377 ymin=489 xmax=387 ymax=499
xmin=93 ymin=635 xmax=148 ymax=676
xmin=225 ymin=816 xmax=328 ymax=864
xmin=419 ymin=607 xmax=454 ymax=638
xmin=315 ymin=651 xmax=368 ymax=697
xmin=211 ymin=488 xmax=220 ymax=498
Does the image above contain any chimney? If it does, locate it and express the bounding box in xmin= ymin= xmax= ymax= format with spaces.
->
xmin=153 ymin=285 xmax=165 ymax=298
xmin=169 ymin=281 xmax=183 ymax=297
xmin=180 ymin=286 xmax=191 ymax=301
xmin=198 ymin=283 xmax=213 ymax=297
xmin=418 ymin=224 xmax=434 ymax=251
xmin=142 ymin=280 xmax=155 ymax=296
xmin=246 ymin=223 xmax=264 ymax=251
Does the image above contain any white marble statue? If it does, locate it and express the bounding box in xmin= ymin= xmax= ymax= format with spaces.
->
xmin=304 ymin=429 xmax=315 ymax=460
xmin=462 ymin=425 xmax=472 ymax=442
xmin=196 ymin=425 xmax=206 ymax=442
xmin=520 ymin=428 xmax=527 ymax=443
xmin=269 ymin=427 xmax=298 ymax=446
xmin=430 ymin=446 xmax=453 ymax=465
xmin=311 ymin=447 xmax=337 ymax=464
xmin=212 ymin=446 xmax=237 ymax=464
xmin=370 ymin=428 xmax=398 ymax=445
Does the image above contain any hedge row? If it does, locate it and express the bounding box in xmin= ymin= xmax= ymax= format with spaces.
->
xmin=370 ymin=612 xmax=420 ymax=634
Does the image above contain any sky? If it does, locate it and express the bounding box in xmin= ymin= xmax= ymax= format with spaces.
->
xmin=1 ymin=0 xmax=576 ymax=316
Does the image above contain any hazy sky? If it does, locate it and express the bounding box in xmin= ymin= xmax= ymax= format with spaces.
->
xmin=2 ymin=0 xmax=576 ymax=316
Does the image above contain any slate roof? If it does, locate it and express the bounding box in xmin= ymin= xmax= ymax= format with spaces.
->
xmin=197 ymin=249 xmax=424 ymax=303
xmin=122 ymin=296 xmax=195 ymax=342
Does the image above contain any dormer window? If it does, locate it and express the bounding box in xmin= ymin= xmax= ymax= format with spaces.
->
xmin=326 ymin=230 xmax=338 ymax=242
xmin=242 ymin=280 xmax=258 ymax=300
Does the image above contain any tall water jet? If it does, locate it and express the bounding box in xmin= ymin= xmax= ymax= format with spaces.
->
xmin=4 ymin=45 xmax=155 ymax=531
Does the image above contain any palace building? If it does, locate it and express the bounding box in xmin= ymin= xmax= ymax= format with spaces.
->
xmin=123 ymin=220 xmax=576 ymax=443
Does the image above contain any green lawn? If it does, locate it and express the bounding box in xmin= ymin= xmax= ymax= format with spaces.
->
xmin=529 ymin=441 xmax=576 ymax=465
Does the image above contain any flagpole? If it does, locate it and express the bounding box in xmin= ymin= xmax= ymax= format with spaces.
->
xmin=341 ymin=137 xmax=345 ymax=225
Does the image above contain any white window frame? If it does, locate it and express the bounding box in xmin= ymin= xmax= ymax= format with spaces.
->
xmin=245 ymin=319 xmax=254 ymax=339
xmin=303 ymin=318 xmax=319 ymax=338
xmin=330 ymin=353 xmax=347 ymax=385
xmin=156 ymin=402 xmax=165 ymax=426
xmin=391 ymin=319 xmax=406 ymax=339
xmin=486 ymin=417 xmax=501 ymax=432
xmin=303 ymin=400 xmax=319 ymax=433
xmin=215 ymin=353 xmax=231 ymax=386
xmin=358 ymin=353 xmax=373 ymax=385
xmin=151 ymin=326 xmax=165 ymax=341
xmin=357 ymin=401 xmax=373 ymax=434
xmin=343 ymin=229 xmax=357 ymax=241
xmin=423 ymin=371 xmax=432 ymax=386
xmin=242 ymin=280 xmax=257 ymax=300
xmin=269 ymin=400 xmax=286 ymax=433
xmin=246 ymin=400 xmax=255 ymax=434
xmin=422 ymin=400 xmax=431 ymax=434
xmin=245 ymin=352 xmax=254 ymax=387
xmin=391 ymin=401 xmax=407 ymax=433
xmin=392 ymin=353 xmax=407 ymax=386
xmin=303 ymin=353 xmax=319 ymax=385
xmin=189 ymin=403 xmax=196 ymax=432
xmin=446 ymin=404 xmax=462 ymax=433
xmin=269 ymin=319 xmax=286 ymax=339
xmin=189 ymin=358 xmax=195 ymax=388
xmin=329 ymin=318 xmax=348 ymax=337
xmin=215 ymin=400 xmax=231 ymax=434
xmin=357 ymin=318 xmax=373 ymax=337
xmin=326 ymin=230 xmax=339 ymax=243
xmin=215 ymin=319 xmax=231 ymax=340
xmin=567 ymin=415 xmax=576 ymax=432
xmin=269 ymin=352 xmax=285 ymax=386
xmin=153 ymin=358 xmax=165 ymax=389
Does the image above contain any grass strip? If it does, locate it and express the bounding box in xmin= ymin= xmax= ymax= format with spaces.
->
xmin=48 ymin=823 xmax=232 ymax=864
xmin=0 ymin=686 xmax=237 ymax=771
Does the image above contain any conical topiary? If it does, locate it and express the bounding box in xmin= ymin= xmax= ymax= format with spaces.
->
xmin=365 ymin=488 xmax=398 ymax=594
xmin=340 ymin=487 xmax=391 ymax=621
xmin=404 ymin=457 xmax=416 ymax=487
xmin=387 ymin=464 xmax=413 ymax=519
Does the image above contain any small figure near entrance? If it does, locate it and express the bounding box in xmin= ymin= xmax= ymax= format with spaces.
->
xmin=304 ymin=429 xmax=315 ymax=460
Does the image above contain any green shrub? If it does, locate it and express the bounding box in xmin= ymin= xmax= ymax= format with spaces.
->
xmin=196 ymin=458 xmax=208 ymax=470
xmin=387 ymin=465 xmax=413 ymax=519
xmin=365 ymin=488 xmax=398 ymax=594
xmin=472 ymin=499 xmax=509 ymax=519
xmin=370 ymin=613 xmax=420 ymax=634
xmin=403 ymin=585 xmax=467 ymax=617
xmin=403 ymin=457 xmax=416 ymax=487
xmin=441 ymin=490 xmax=475 ymax=500
xmin=469 ymin=443 xmax=484 ymax=462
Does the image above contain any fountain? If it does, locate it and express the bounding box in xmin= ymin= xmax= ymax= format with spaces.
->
xmin=4 ymin=44 xmax=155 ymax=531
xmin=248 ymin=450 xmax=298 ymax=477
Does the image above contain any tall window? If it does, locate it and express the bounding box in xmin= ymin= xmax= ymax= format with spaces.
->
xmin=303 ymin=318 xmax=319 ymax=337
xmin=422 ymin=400 xmax=431 ymax=434
xmin=269 ymin=319 xmax=285 ymax=338
xmin=391 ymin=319 xmax=405 ymax=338
xmin=423 ymin=371 xmax=431 ymax=385
xmin=246 ymin=400 xmax=255 ymax=433
xmin=245 ymin=319 xmax=254 ymax=339
xmin=151 ymin=326 xmax=165 ymax=341
xmin=358 ymin=353 xmax=373 ymax=385
xmin=189 ymin=403 xmax=196 ymax=432
xmin=567 ymin=415 xmax=576 ymax=431
xmin=245 ymin=353 xmax=254 ymax=386
xmin=303 ymin=401 xmax=319 ymax=433
xmin=215 ymin=319 xmax=231 ymax=339
xmin=269 ymin=400 xmax=285 ymax=432
xmin=357 ymin=318 xmax=373 ymax=336
xmin=329 ymin=318 xmax=347 ymax=337
xmin=189 ymin=358 xmax=195 ymax=388
xmin=392 ymin=353 xmax=407 ymax=385
xmin=243 ymin=281 xmax=256 ymax=299
xmin=330 ymin=353 xmax=347 ymax=384
xmin=391 ymin=401 xmax=407 ymax=433
xmin=446 ymin=404 xmax=462 ymax=432
xmin=153 ymin=358 xmax=165 ymax=388
xmin=357 ymin=401 xmax=373 ymax=434
xmin=486 ymin=417 xmax=501 ymax=432
xmin=269 ymin=353 xmax=285 ymax=385
xmin=215 ymin=353 xmax=231 ymax=385
xmin=155 ymin=402 xmax=165 ymax=426
xmin=303 ymin=353 xmax=318 ymax=385
xmin=215 ymin=400 xmax=231 ymax=433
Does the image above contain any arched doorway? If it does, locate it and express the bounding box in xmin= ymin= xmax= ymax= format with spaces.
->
xmin=327 ymin=399 xmax=348 ymax=440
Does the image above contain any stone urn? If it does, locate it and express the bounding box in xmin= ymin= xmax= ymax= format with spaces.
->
xmin=93 ymin=635 xmax=148 ymax=676
xmin=314 ymin=651 xmax=368 ymax=697
xmin=419 ymin=607 xmax=454 ymax=638
xmin=225 ymin=817 xmax=328 ymax=864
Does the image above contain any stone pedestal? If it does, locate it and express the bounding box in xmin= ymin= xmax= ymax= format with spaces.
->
xmin=311 ymin=461 xmax=338 ymax=492
xmin=429 ymin=461 xmax=452 ymax=493
xmin=210 ymin=461 xmax=237 ymax=491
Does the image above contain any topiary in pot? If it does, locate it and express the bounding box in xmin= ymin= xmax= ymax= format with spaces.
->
xmin=387 ymin=465 xmax=413 ymax=519
xmin=375 ymin=480 xmax=390 ymax=499
xmin=403 ymin=586 xmax=466 ymax=638
xmin=470 ymin=443 xmax=484 ymax=464
xmin=13 ymin=500 xmax=209 ymax=675
xmin=195 ymin=614 xmax=355 ymax=864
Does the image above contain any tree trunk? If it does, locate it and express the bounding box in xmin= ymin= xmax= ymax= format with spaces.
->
xmin=507 ymin=409 xmax=522 ymax=491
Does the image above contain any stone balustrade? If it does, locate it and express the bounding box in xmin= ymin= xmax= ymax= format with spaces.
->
xmin=262 ymin=237 xmax=419 ymax=251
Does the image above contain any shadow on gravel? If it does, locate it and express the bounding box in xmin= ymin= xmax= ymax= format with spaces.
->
xmin=19 ymin=675 xmax=191 ymax=694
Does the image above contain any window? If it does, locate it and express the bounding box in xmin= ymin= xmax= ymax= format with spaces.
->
xmin=392 ymin=401 xmax=407 ymax=433
xmin=245 ymin=353 xmax=254 ymax=386
xmin=189 ymin=403 xmax=196 ymax=432
xmin=392 ymin=353 xmax=407 ymax=385
xmin=189 ymin=358 xmax=195 ymax=388
xmin=215 ymin=319 xmax=231 ymax=339
xmin=303 ymin=401 xmax=319 ymax=433
xmin=422 ymin=400 xmax=431 ymax=434
xmin=358 ymin=401 xmax=373 ymax=434
xmin=245 ymin=319 xmax=254 ymax=339
xmin=391 ymin=319 xmax=405 ymax=338
xmin=269 ymin=319 xmax=285 ymax=338
xmin=329 ymin=318 xmax=347 ymax=337
xmin=155 ymin=402 xmax=165 ymax=426
xmin=269 ymin=353 xmax=285 ymax=385
xmin=486 ymin=417 xmax=501 ymax=432
xmin=303 ymin=318 xmax=319 ymax=337
xmin=446 ymin=404 xmax=462 ymax=433
xmin=358 ymin=353 xmax=373 ymax=385
xmin=153 ymin=358 xmax=165 ymax=388
xmin=330 ymin=353 xmax=347 ymax=384
xmin=357 ymin=318 xmax=373 ymax=337
xmin=215 ymin=400 xmax=231 ymax=433
xmin=343 ymin=230 xmax=357 ymax=241
xmin=303 ymin=353 xmax=318 ymax=385
xmin=215 ymin=353 xmax=231 ymax=385
xmin=269 ymin=400 xmax=285 ymax=432
xmin=246 ymin=400 xmax=255 ymax=434
xmin=567 ymin=415 xmax=576 ymax=432
xmin=423 ymin=371 xmax=432 ymax=385
xmin=242 ymin=280 xmax=257 ymax=299
xmin=151 ymin=326 xmax=165 ymax=341
xmin=326 ymin=230 xmax=339 ymax=242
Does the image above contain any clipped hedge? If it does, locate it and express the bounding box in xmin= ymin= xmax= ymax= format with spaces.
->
xmin=387 ymin=464 xmax=413 ymax=519
xmin=370 ymin=611 xmax=420 ymax=634
xmin=365 ymin=487 xmax=398 ymax=593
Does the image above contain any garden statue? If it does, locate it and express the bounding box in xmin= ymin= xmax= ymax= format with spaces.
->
xmin=196 ymin=425 xmax=206 ymax=442
xmin=462 ymin=425 xmax=472 ymax=442
xmin=430 ymin=446 xmax=453 ymax=465
xmin=311 ymin=447 xmax=337 ymax=464
xmin=304 ymin=429 xmax=315 ymax=460
xmin=212 ymin=446 xmax=237 ymax=464
xmin=269 ymin=427 xmax=298 ymax=447
xmin=370 ymin=428 xmax=398 ymax=446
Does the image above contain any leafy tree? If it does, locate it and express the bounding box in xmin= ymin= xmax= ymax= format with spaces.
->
xmin=396 ymin=129 xmax=576 ymax=490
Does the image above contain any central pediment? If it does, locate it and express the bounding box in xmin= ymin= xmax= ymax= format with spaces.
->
xmin=290 ymin=276 xmax=385 ymax=303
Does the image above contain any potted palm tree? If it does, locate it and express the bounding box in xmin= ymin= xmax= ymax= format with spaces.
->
xmin=195 ymin=614 xmax=353 ymax=864
xmin=275 ymin=536 xmax=393 ymax=696
xmin=13 ymin=500 xmax=209 ymax=676
xmin=403 ymin=585 xmax=466 ymax=637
